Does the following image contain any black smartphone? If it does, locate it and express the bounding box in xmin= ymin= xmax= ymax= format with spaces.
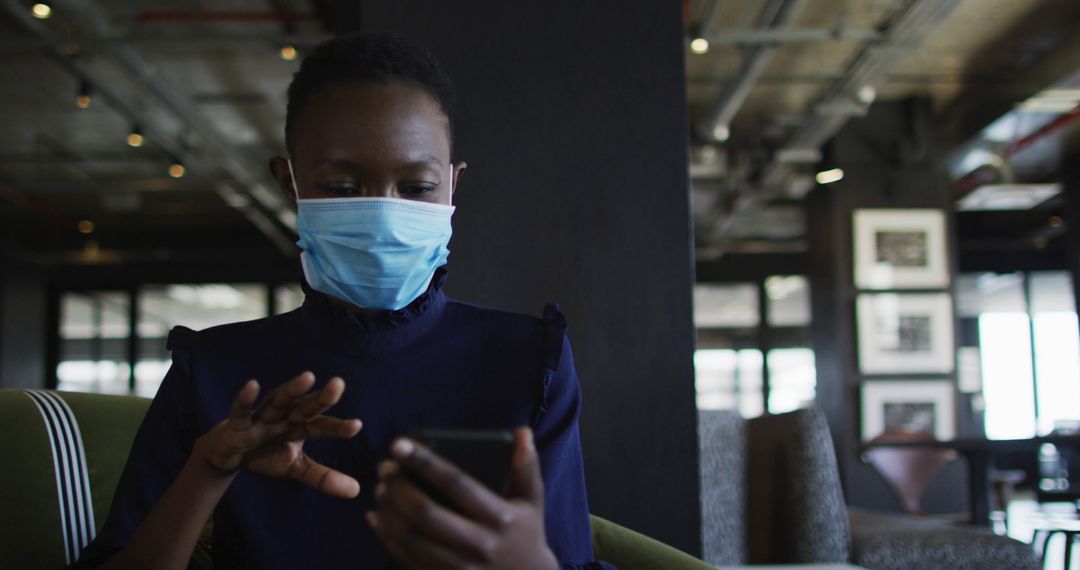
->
xmin=404 ymin=428 xmax=515 ymax=507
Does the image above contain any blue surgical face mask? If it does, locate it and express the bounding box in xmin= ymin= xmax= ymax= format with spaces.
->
xmin=289 ymin=160 xmax=455 ymax=311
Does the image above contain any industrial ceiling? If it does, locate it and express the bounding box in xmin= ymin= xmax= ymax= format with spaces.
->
xmin=686 ymin=0 xmax=1080 ymax=262
xmin=1 ymin=0 xmax=1079 ymax=273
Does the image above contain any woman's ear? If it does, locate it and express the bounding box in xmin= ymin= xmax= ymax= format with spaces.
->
xmin=268 ymin=156 xmax=297 ymax=206
xmin=451 ymin=161 xmax=467 ymax=196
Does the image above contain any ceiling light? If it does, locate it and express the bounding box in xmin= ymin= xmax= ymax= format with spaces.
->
xmin=815 ymin=168 xmax=844 ymax=185
xmin=76 ymin=81 xmax=91 ymax=109
xmin=279 ymin=45 xmax=298 ymax=61
xmin=168 ymin=161 xmax=186 ymax=178
xmin=690 ymin=37 xmax=710 ymax=55
xmin=857 ymin=85 xmax=877 ymax=105
xmin=712 ymin=124 xmax=730 ymax=142
xmin=31 ymin=3 xmax=51 ymax=19
xmin=1050 ymin=216 xmax=1064 ymax=228
xmin=956 ymin=183 xmax=1061 ymax=211
xmin=127 ymin=126 xmax=144 ymax=147
xmin=77 ymin=220 xmax=94 ymax=234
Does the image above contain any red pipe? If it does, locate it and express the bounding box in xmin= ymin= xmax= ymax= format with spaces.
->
xmin=952 ymin=103 xmax=1080 ymax=191
xmin=1003 ymin=104 xmax=1080 ymax=157
xmin=137 ymin=11 xmax=318 ymax=23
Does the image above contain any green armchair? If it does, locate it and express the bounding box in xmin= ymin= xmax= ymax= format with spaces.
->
xmin=0 ymin=389 xmax=708 ymax=569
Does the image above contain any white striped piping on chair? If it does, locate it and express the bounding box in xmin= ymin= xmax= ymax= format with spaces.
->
xmin=22 ymin=389 xmax=96 ymax=566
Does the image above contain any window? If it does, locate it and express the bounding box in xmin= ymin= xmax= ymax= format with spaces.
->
xmin=57 ymin=291 xmax=131 ymax=394
xmin=695 ymin=349 xmax=764 ymax=418
xmin=959 ymin=271 xmax=1080 ymax=439
xmin=53 ymin=283 xmax=303 ymax=397
xmin=134 ymin=284 xmax=268 ymax=396
xmin=694 ymin=276 xmax=814 ymax=417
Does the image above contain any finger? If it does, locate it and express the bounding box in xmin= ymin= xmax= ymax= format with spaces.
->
xmin=377 ymin=472 xmax=497 ymax=563
xmin=288 ymin=452 xmax=360 ymax=498
xmin=368 ymin=509 xmax=474 ymax=570
xmin=253 ymin=371 xmax=316 ymax=423
xmin=509 ymin=427 xmax=544 ymax=506
xmin=391 ymin=438 xmax=511 ymax=526
xmin=286 ymin=377 xmax=346 ymax=423
xmin=284 ymin=415 xmax=362 ymax=441
xmin=226 ymin=380 xmax=260 ymax=430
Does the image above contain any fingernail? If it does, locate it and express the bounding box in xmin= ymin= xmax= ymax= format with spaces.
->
xmin=392 ymin=438 xmax=415 ymax=458
xmin=366 ymin=511 xmax=379 ymax=528
xmin=378 ymin=460 xmax=397 ymax=477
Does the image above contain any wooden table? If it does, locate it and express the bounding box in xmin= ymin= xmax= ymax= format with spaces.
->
xmin=864 ymin=434 xmax=1080 ymax=526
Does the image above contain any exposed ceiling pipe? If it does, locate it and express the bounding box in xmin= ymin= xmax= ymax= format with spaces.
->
xmin=782 ymin=0 xmax=965 ymax=154
xmin=704 ymin=27 xmax=881 ymax=46
xmin=0 ymin=35 xmax=328 ymax=54
xmin=692 ymin=0 xmax=722 ymax=38
xmin=951 ymin=103 xmax=1080 ymax=193
xmin=1 ymin=0 xmax=298 ymax=256
xmin=1002 ymin=103 xmax=1080 ymax=157
xmin=704 ymin=0 xmax=964 ymax=256
xmin=136 ymin=10 xmax=318 ymax=23
xmin=698 ymin=0 xmax=809 ymax=142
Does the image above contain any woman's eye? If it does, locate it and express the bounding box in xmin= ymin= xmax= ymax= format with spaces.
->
xmin=319 ymin=183 xmax=359 ymax=196
xmin=400 ymin=184 xmax=437 ymax=196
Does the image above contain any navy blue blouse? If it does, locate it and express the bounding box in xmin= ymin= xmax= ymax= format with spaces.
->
xmin=75 ymin=270 xmax=612 ymax=569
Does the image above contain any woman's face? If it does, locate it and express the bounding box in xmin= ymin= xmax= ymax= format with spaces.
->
xmin=271 ymin=80 xmax=463 ymax=205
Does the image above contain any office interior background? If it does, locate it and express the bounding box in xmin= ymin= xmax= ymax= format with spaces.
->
xmin=2 ymin=0 xmax=1080 ymax=565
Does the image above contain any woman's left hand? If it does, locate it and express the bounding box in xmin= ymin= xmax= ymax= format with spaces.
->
xmin=369 ymin=427 xmax=559 ymax=570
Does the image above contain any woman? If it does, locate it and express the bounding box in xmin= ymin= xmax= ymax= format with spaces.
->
xmin=75 ymin=32 xmax=611 ymax=570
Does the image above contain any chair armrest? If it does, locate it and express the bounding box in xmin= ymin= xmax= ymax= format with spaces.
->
xmin=590 ymin=515 xmax=713 ymax=570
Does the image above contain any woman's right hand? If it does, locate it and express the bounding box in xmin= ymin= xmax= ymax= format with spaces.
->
xmin=192 ymin=371 xmax=363 ymax=498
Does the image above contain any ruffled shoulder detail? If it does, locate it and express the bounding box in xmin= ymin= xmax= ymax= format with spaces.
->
xmin=165 ymin=325 xmax=195 ymax=351
xmin=535 ymin=303 xmax=568 ymax=424
xmin=165 ymin=325 xmax=195 ymax=374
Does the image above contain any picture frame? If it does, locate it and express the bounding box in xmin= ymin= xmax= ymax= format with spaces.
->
xmin=856 ymin=292 xmax=955 ymax=374
xmin=853 ymin=209 xmax=949 ymax=290
xmin=860 ymin=380 xmax=955 ymax=441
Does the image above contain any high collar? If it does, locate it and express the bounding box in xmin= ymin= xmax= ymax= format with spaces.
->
xmin=298 ymin=267 xmax=449 ymax=353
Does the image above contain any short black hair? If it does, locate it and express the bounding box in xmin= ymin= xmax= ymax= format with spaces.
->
xmin=285 ymin=31 xmax=455 ymax=152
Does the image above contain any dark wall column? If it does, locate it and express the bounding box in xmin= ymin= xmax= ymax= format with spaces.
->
xmin=1062 ymin=133 xmax=1080 ymax=331
xmin=807 ymin=98 xmax=970 ymax=514
xmin=0 ymin=254 xmax=48 ymax=389
xmin=362 ymin=1 xmax=700 ymax=553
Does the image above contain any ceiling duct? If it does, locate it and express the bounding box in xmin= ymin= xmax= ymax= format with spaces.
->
xmin=697 ymin=0 xmax=810 ymax=142
xmin=780 ymin=0 xmax=965 ymax=157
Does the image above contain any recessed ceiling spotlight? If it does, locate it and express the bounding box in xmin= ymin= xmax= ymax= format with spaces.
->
xmin=857 ymin=85 xmax=877 ymax=105
xmin=168 ymin=160 xmax=186 ymax=178
xmin=31 ymin=3 xmax=51 ymax=19
xmin=815 ymin=168 xmax=844 ymax=185
xmin=279 ymin=45 xmax=298 ymax=61
xmin=712 ymin=124 xmax=730 ymax=142
xmin=77 ymin=220 xmax=94 ymax=234
xmin=690 ymin=37 xmax=710 ymax=55
xmin=75 ymin=80 xmax=91 ymax=109
xmin=127 ymin=126 xmax=144 ymax=148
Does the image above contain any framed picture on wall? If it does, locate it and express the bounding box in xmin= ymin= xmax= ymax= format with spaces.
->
xmin=860 ymin=380 xmax=955 ymax=441
xmin=853 ymin=209 xmax=948 ymax=289
xmin=856 ymin=292 xmax=955 ymax=374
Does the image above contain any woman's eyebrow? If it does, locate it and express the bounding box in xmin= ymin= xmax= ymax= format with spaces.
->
xmin=395 ymin=156 xmax=443 ymax=172
xmin=315 ymin=156 xmax=443 ymax=171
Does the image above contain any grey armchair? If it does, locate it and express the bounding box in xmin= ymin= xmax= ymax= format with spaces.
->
xmin=699 ymin=408 xmax=1040 ymax=569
